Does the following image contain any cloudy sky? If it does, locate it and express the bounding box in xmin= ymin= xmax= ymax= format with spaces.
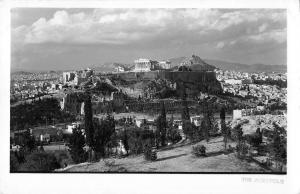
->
xmin=11 ymin=8 xmax=286 ymax=71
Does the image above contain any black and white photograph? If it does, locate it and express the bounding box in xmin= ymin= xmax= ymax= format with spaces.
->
xmin=9 ymin=8 xmax=288 ymax=173
xmin=1 ymin=0 xmax=300 ymax=193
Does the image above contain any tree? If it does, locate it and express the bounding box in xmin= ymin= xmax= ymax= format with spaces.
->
xmin=221 ymin=120 xmax=228 ymax=150
xmin=84 ymin=94 xmax=94 ymax=147
xmin=233 ymin=124 xmax=244 ymax=158
xmin=143 ymin=138 xmax=156 ymax=161
xmin=156 ymin=102 xmax=167 ymax=147
xmin=271 ymin=123 xmax=287 ymax=171
xmin=246 ymin=128 xmax=262 ymax=148
xmin=201 ymin=101 xmax=216 ymax=142
xmin=166 ymin=127 xmax=182 ymax=144
xmin=200 ymin=118 xmax=209 ymax=142
xmin=68 ymin=126 xmax=86 ymax=164
xmin=220 ymin=106 xmax=226 ymax=121
xmin=92 ymin=115 xmax=116 ymax=159
xmin=185 ymin=122 xmax=201 ymax=142
xmin=181 ymin=86 xmax=191 ymax=139
xmin=22 ymin=129 xmax=37 ymax=153
xmin=121 ymin=129 xmax=129 ymax=155
xmin=220 ymin=107 xmax=229 ymax=150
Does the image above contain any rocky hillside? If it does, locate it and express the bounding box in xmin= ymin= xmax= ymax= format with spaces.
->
xmin=179 ymin=55 xmax=216 ymax=71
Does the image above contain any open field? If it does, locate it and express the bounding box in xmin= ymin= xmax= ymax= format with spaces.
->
xmin=59 ymin=136 xmax=268 ymax=173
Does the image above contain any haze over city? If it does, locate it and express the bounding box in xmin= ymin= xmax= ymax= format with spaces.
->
xmin=11 ymin=8 xmax=286 ymax=72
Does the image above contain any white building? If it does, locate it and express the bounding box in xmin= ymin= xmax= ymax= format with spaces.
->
xmin=158 ymin=61 xmax=171 ymax=69
xmin=224 ymin=79 xmax=242 ymax=85
xmin=114 ymin=66 xmax=125 ymax=72
xmin=233 ymin=110 xmax=242 ymax=119
xmin=190 ymin=116 xmax=202 ymax=126
xmin=133 ymin=58 xmax=155 ymax=72
xmin=40 ymin=133 xmax=50 ymax=142
xmin=135 ymin=118 xmax=146 ymax=127
xmin=133 ymin=58 xmax=171 ymax=72
xmin=233 ymin=109 xmax=254 ymax=119
xmin=64 ymin=122 xmax=82 ymax=134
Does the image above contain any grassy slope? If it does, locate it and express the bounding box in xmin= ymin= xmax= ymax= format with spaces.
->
xmin=61 ymin=136 xmax=267 ymax=173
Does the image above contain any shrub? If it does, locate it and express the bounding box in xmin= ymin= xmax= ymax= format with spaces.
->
xmin=262 ymin=158 xmax=273 ymax=167
xmin=19 ymin=151 xmax=61 ymax=172
xmin=144 ymin=139 xmax=156 ymax=161
xmin=192 ymin=145 xmax=207 ymax=157
xmin=245 ymin=128 xmax=262 ymax=148
xmin=166 ymin=127 xmax=182 ymax=144
xmin=236 ymin=142 xmax=250 ymax=159
xmin=227 ymin=145 xmax=234 ymax=153
xmin=124 ymin=128 xmax=155 ymax=155
xmin=54 ymin=151 xmax=73 ymax=168
xmin=184 ymin=122 xmax=202 ymax=142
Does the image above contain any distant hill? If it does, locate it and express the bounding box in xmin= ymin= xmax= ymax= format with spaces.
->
xmin=11 ymin=71 xmax=33 ymax=75
xmin=169 ymin=57 xmax=286 ymax=73
xmin=204 ymin=59 xmax=286 ymax=73
xmin=92 ymin=62 xmax=133 ymax=73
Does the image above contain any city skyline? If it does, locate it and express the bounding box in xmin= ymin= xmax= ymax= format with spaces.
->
xmin=11 ymin=8 xmax=286 ymax=71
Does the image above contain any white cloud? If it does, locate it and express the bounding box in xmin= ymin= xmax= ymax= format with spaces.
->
xmin=247 ymin=29 xmax=286 ymax=43
xmin=12 ymin=9 xmax=286 ymax=46
xmin=216 ymin=41 xmax=225 ymax=49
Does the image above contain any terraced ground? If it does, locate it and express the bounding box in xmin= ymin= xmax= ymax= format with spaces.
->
xmin=59 ymin=136 xmax=268 ymax=173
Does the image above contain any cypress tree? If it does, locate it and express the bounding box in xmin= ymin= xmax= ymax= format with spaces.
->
xmin=93 ymin=115 xmax=116 ymax=159
xmin=233 ymin=124 xmax=243 ymax=157
xmin=220 ymin=106 xmax=228 ymax=150
xmin=84 ymin=94 xmax=94 ymax=147
xmin=156 ymin=102 xmax=167 ymax=147
xmin=68 ymin=126 xmax=86 ymax=164
xmin=181 ymin=87 xmax=190 ymax=139
xmin=202 ymin=102 xmax=213 ymax=142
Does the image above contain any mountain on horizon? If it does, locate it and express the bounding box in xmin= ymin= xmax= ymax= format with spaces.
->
xmin=92 ymin=62 xmax=133 ymax=73
xmin=169 ymin=57 xmax=286 ymax=73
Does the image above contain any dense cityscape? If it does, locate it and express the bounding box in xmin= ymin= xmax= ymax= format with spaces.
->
xmin=10 ymin=55 xmax=287 ymax=172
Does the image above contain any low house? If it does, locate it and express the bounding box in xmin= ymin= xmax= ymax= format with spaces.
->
xmin=190 ymin=116 xmax=202 ymax=126
xmin=30 ymin=126 xmax=60 ymax=143
xmin=39 ymin=133 xmax=50 ymax=143
xmin=63 ymin=122 xmax=82 ymax=134
xmin=135 ymin=118 xmax=147 ymax=128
